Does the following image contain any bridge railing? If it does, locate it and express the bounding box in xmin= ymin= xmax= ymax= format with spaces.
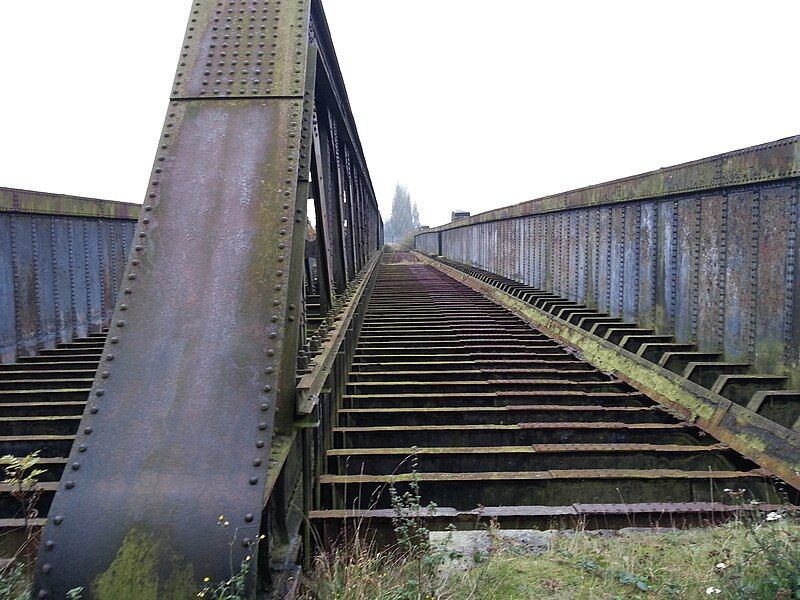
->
xmin=415 ymin=136 xmax=800 ymax=387
xmin=0 ymin=187 xmax=139 ymax=363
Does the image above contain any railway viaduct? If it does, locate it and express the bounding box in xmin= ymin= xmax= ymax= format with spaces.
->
xmin=0 ymin=0 xmax=797 ymax=597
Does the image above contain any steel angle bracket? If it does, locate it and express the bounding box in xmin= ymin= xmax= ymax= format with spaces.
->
xmin=296 ymin=251 xmax=381 ymax=414
xmin=34 ymin=0 xmax=315 ymax=598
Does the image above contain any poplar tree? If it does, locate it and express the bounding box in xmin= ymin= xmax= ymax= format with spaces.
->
xmin=384 ymin=185 xmax=420 ymax=243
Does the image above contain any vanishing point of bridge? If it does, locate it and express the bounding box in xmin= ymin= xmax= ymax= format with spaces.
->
xmin=0 ymin=0 xmax=798 ymax=598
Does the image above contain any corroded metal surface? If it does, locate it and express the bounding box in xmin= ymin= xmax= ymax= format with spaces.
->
xmin=424 ymin=136 xmax=800 ymax=229
xmin=0 ymin=187 xmax=139 ymax=219
xmin=311 ymin=254 xmax=795 ymax=546
xmin=171 ymin=0 xmax=308 ymax=98
xmin=33 ymin=0 xmax=382 ymax=597
xmin=415 ymin=139 xmax=800 ymax=390
xmin=415 ymin=251 xmax=800 ymax=491
xmin=0 ymin=189 xmax=137 ymax=364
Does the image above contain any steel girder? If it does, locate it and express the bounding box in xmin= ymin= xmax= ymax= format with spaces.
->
xmin=34 ymin=1 xmax=381 ymax=597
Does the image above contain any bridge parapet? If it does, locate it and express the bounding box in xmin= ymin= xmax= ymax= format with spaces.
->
xmin=0 ymin=188 xmax=139 ymax=363
xmin=416 ymin=137 xmax=800 ymax=388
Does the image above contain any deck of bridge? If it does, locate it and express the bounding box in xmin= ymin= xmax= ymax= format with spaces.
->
xmin=2 ymin=0 xmax=799 ymax=596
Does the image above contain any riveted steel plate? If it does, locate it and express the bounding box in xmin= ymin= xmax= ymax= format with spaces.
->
xmin=0 ymin=187 xmax=139 ymax=219
xmin=172 ymin=0 xmax=310 ymax=98
xmin=35 ymin=97 xmax=306 ymax=597
xmin=421 ymin=136 xmax=800 ymax=232
xmin=754 ymin=184 xmax=794 ymax=372
xmin=696 ymin=194 xmax=724 ymax=351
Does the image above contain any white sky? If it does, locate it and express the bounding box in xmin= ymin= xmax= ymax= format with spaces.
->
xmin=1 ymin=1 xmax=798 ymax=227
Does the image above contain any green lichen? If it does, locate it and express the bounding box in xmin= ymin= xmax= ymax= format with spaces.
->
xmin=92 ymin=528 xmax=196 ymax=600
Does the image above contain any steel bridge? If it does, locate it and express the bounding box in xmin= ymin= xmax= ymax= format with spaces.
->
xmin=0 ymin=0 xmax=798 ymax=598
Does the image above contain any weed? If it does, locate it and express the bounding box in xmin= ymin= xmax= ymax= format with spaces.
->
xmin=301 ymin=461 xmax=455 ymax=599
xmin=718 ymin=507 xmax=800 ymax=599
xmin=0 ymin=451 xmax=50 ymax=600
xmin=0 ymin=562 xmax=29 ymax=600
xmin=196 ymin=558 xmax=250 ymax=600
xmin=2 ymin=450 xmax=46 ymax=529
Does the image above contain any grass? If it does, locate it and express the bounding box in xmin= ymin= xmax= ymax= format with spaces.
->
xmin=300 ymin=513 xmax=800 ymax=600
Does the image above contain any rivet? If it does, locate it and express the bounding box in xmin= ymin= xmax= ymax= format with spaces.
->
xmin=267 ymin=349 xmax=275 ymax=356
xmin=41 ymin=564 xmax=52 ymax=574
xmin=135 ymin=246 xmax=143 ymax=252
xmin=242 ymin=537 xmax=252 ymax=546
xmin=269 ymin=332 xmax=277 ymax=339
xmin=143 ymin=218 xmax=150 ymax=225
xmin=249 ymin=477 xmax=258 ymax=485
xmin=128 ymin=274 xmax=137 ymax=280
xmin=256 ymin=440 xmax=265 ymax=448
xmin=38 ymin=589 xmax=49 ymax=599
xmin=120 ymin=304 xmax=128 ymax=311
xmin=84 ymin=427 xmax=93 ymax=435
xmin=106 ymin=355 xmax=114 ymax=362
xmin=265 ymin=367 xmax=274 ymax=374
xmin=71 ymin=462 xmax=80 ymax=471
xmin=244 ymin=513 xmax=254 ymax=522
xmin=263 ymin=385 xmax=272 ymax=391
xmin=289 ymin=304 xmax=296 ymax=310
xmin=90 ymin=407 xmax=99 ymax=414
xmin=131 ymin=260 xmax=140 ymax=266
xmin=145 ymin=205 xmax=152 ymax=211
xmin=124 ymin=288 xmax=132 ymax=295
xmin=260 ymin=403 xmax=269 ymax=411
xmin=65 ymin=480 xmax=75 ymax=489
xmin=53 ymin=516 xmax=63 ymax=525
xmin=258 ymin=422 xmax=267 ymax=430
xmin=45 ymin=540 xmax=55 ymax=550
xmin=116 ymin=320 xmax=125 ymax=327
xmin=78 ymin=444 xmax=87 ymax=452
xmin=272 ymin=300 xmax=279 ymax=306
xmin=288 ymin=315 xmax=295 ymax=322
xmin=271 ymin=316 xmax=278 ymax=322
xmin=139 ymin=232 xmax=147 ymax=238
xmin=110 ymin=337 xmax=119 ymax=344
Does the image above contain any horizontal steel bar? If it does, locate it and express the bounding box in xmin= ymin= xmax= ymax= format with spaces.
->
xmin=296 ymin=252 xmax=380 ymax=414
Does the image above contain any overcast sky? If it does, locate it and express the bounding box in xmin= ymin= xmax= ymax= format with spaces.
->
xmin=1 ymin=1 xmax=798 ymax=227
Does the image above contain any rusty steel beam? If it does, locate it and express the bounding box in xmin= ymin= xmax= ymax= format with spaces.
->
xmin=0 ymin=188 xmax=138 ymax=364
xmin=422 ymin=137 xmax=800 ymax=231
xmin=296 ymin=252 xmax=380 ymax=414
xmin=0 ymin=187 xmax=140 ymax=220
xmin=415 ymin=137 xmax=800 ymax=388
xmin=34 ymin=1 xmax=381 ymax=598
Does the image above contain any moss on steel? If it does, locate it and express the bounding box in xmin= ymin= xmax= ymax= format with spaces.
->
xmin=415 ymin=135 xmax=800 ymax=234
xmin=0 ymin=186 xmax=140 ymax=220
xmin=92 ymin=528 xmax=196 ymax=600
xmin=414 ymin=251 xmax=800 ymax=491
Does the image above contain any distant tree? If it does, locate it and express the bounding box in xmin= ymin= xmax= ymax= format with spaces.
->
xmin=384 ymin=185 xmax=420 ymax=244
